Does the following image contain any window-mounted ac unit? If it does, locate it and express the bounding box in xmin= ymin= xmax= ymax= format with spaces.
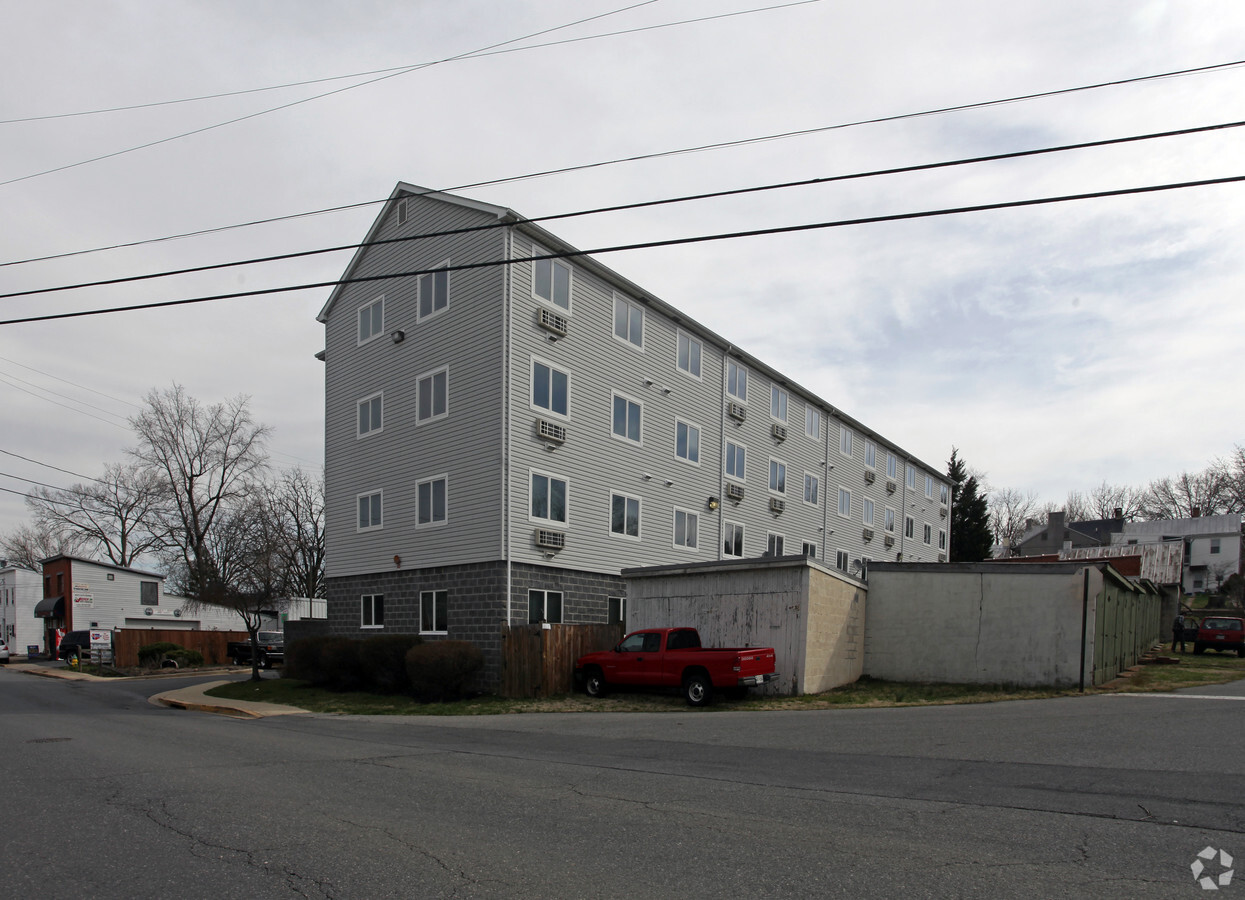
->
xmin=726 ymin=482 xmax=745 ymax=502
xmin=771 ymin=423 xmax=787 ymax=442
xmin=535 ymin=529 xmax=566 ymax=550
xmin=769 ymin=497 xmax=785 ymax=514
xmin=885 ymin=480 xmax=897 ymax=493
xmin=884 ymin=535 xmax=895 ymax=548
xmin=538 ymin=308 xmax=568 ymax=337
xmin=536 ymin=418 xmax=566 ymax=443
xmin=938 ymin=553 xmax=947 ymax=562
xmin=727 ymin=401 xmax=747 ymax=422
xmin=862 ymin=528 xmax=874 ymax=542
xmin=940 ymin=506 xmax=948 ymax=518
xmin=864 ymin=470 xmax=875 ymax=484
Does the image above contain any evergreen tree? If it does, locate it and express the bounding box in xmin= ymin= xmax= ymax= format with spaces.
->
xmin=947 ymin=448 xmax=992 ymax=562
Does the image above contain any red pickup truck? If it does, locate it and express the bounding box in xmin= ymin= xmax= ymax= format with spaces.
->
xmin=575 ymin=627 xmax=777 ymax=706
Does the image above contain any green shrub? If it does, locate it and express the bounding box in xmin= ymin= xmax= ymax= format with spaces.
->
xmin=284 ymin=635 xmax=333 ymax=682
xmin=360 ymin=634 xmax=424 ymax=693
xmin=166 ymin=648 xmax=204 ymax=668
xmin=405 ymin=641 xmax=484 ymax=702
xmin=138 ymin=641 xmax=183 ymax=668
xmin=318 ymin=637 xmax=367 ymax=691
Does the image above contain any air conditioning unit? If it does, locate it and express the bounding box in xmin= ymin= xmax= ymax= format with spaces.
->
xmin=863 ymin=470 xmax=875 ymax=484
xmin=885 ymin=480 xmax=897 ymax=493
xmin=862 ymin=528 xmax=874 ymax=542
xmin=938 ymin=553 xmax=947 ymax=562
xmin=727 ymin=401 xmax=747 ymax=422
xmin=884 ymin=535 xmax=895 ymax=548
xmin=769 ymin=497 xmax=785 ymax=514
xmin=537 ymin=308 xmax=568 ymax=337
xmin=535 ymin=529 xmax=565 ymax=550
xmin=940 ymin=505 xmax=948 ymax=518
xmin=726 ymin=482 xmax=745 ymax=502
xmin=536 ymin=418 xmax=566 ymax=443
xmin=771 ymin=423 xmax=787 ymax=442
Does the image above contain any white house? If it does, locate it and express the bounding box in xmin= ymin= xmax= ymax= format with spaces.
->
xmin=1112 ymin=513 xmax=1243 ymax=596
xmin=1 ymin=566 xmax=43 ymax=657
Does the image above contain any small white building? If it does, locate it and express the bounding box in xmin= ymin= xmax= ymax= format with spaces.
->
xmin=1 ymin=566 xmax=44 ymax=657
xmin=1113 ymin=514 xmax=1243 ymax=595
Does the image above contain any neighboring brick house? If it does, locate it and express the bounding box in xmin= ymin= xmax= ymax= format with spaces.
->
xmin=1015 ymin=510 xmax=1125 ymax=557
xmin=316 ymin=183 xmax=950 ymax=684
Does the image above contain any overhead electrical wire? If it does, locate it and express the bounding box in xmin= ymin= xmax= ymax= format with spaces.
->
xmin=3 ymin=171 xmax=1242 ymax=327
xmin=3 ymin=55 xmax=1243 ymax=269
xmin=3 ymin=118 xmax=1241 ymax=302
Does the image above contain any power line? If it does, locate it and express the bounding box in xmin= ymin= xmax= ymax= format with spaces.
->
xmin=0 ymin=450 xmax=101 ymax=485
xmin=0 ymin=373 xmax=133 ymax=427
xmin=0 ymin=354 xmax=140 ymax=408
xmin=3 ymin=172 xmax=1242 ymax=327
xmin=4 ymin=118 xmax=1240 ymax=302
xmin=3 ymin=54 xmax=1242 ymax=269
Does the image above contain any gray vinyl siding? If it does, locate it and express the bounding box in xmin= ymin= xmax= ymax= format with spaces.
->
xmin=323 ymin=194 xmax=507 ymax=579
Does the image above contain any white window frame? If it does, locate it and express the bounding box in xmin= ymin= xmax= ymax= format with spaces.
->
xmin=939 ymin=529 xmax=947 ymax=550
xmin=726 ymin=360 xmax=748 ymax=401
xmin=838 ymin=487 xmax=851 ymax=518
xmin=767 ymin=532 xmax=785 ymax=557
xmin=771 ymin=385 xmax=788 ymax=422
xmin=905 ymin=515 xmax=915 ymax=539
xmin=357 ymin=392 xmax=383 ymax=438
xmin=613 ymin=293 xmax=644 ymax=350
xmin=531 ymin=356 xmax=570 ymax=419
xmin=940 ymin=484 xmax=949 ymax=505
xmin=885 ymin=507 xmax=896 ymax=533
xmin=420 ymin=590 xmax=448 ymax=634
xmin=673 ymin=507 xmax=699 ymax=551
xmin=887 ymin=453 xmax=897 ymax=480
xmin=925 ymin=475 xmax=934 ymax=500
xmin=906 ymin=465 xmax=917 ymax=490
xmin=357 ymin=296 xmax=384 ymax=345
xmin=675 ymin=418 xmax=701 ymax=465
xmin=725 ymin=440 xmax=747 ymax=482
xmin=529 ymin=470 xmax=569 ymax=525
xmin=802 ymin=541 xmax=817 ymax=559
xmin=769 ymin=458 xmax=787 ymax=494
xmin=805 ymin=406 xmax=820 ymax=440
xmin=611 ymin=392 xmax=643 ymax=445
xmin=417 ymin=366 xmax=449 ymax=424
xmin=396 ymin=199 xmax=408 ymax=225
xmin=863 ymin=498 xmax=875 ymax=526
xmin=528 ymin=589 xmax=564 ymax=624
xmin=361 ymin=594 xmax=384 ymax=629
xmin=836 ymin=549 xmax=849 ymax=573
xmin=357 ymin=491 xmax=382 ymax=532
xmin=417 ymin=262 xmax=450 ymax=322
xmin=839 ymin=426 xmax=853 ymax=458
xmin=532 ymin=249 xmax=572 ymax=311
xmin=677 ymin=330 xmax=702 ymax=379
xmin=923 ymin=523 xmax=932 ymax=545
xmin=724 ymin=521 xmax=745 ymax=558
xmin=416 ymin=475 xmax=448 ymax=528
xmin=865 ymin=440 xmax=876 ymax=469
xmin=803 ymin=472 xmax=819 ymax=506
xmin=609 ymin=491 xmax=642 ymax=540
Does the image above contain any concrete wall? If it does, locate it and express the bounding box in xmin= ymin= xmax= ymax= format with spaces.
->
xmin=863 ymin=562 xmax=1099 ymax=688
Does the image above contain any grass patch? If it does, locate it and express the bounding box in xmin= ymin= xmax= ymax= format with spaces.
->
xmin=1102 ymin=649 xmax=1245 ymax=693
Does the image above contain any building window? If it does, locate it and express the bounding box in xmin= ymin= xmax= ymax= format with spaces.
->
xmin=940 ymin=484 xmax=949 ymax=504
xmin=357 ymin=491 xmax=382 ymax=531
xmin=418 ymin=265 xmax=450 ymax=320
xmin=675 ymin=419 xmax=700 ymax=464
xmin=840 ymin=427 xmax=853 ymax=458
xmin=530 ymin=472 xmax=568 ymax=524
xmin=724 ymin=521 xmax=744 ymax=557
xmin=613 ymin=294 xmax=644 ymax=348
xmin=358 ymin=296 xmax=384 ymax=345
xmin=533 ymin=254 xmax=571 ymax=310
xmin=836 ymin=550 xmax=849 ymax=573
xmin=885 ymin=507 xmax=896 ymax=533
xmin=804 ymin=473 xmax=819 ymax=506
xmin=771 ymin=385 xmax=788 ymax=422
xmin=358 ymin=393 xmax=383 ymax=437
xmin=837 ymin=487 xmax=851 ymax=518
xmin=923 ymin=523 xmax=932 ymax=545
xmin=727 ymin=360 xmax=748 ymax=401
xmin=396 ymin=199 xmax=408 ymax=225
xmin=925 ymin=475 xmax=934 ymax=499
xmin=610 ymin=492 xmax=641 ymax=539
xmin=939 ymin=529 xmax=947 ymax=550
xmin=906 ymin=465 xmax=917 ymax=490
xmin=767 ymin=533 xmax=785 ymax=556
xmin=674 ymin=508 xmax=699 ymax=550
xmin=769 ymin=459 xmax=787 ymax=493
xmin=140 ymin=581 xmax=158 ymax=606
xmin=865 ymin=440 xmax=876 ymax=469
xmin=528 ymin=589 xmax=563 ymax=624
xmin=1211 ymin=538 xmax=1222 ymax=554
xmin=608 ymin=597 xmax=626 ymax=624
xmin=802 ymin=541 xmax=817 ymax=559
xmin=905 ymin=516 xmax=915 ymax=538
xmin=417 ymin=476 xmax=447 ymax=527
xmin=863 ymin=497 xmax=875 ymax=526
xmin=417 ymin=367 xmax=448 ymax=423
xmin=361 ymin=594 xmax=384 ymax=628
xmin=532 ymin=359 xmax=569 ymax=417
xmin=887 ymin=453 xmax=897 ymax=480
xmin=726 ymin=441 xmax=746 ymax=481
xmin=612 ymin=394 xmax=642 ymax=443
xmin=677 ymin=331 xmax=702 ymax=378
xmin=805 ymin=407 xmax=820 ymax=440
xmin=420 ymin=590 xmax=448 ymax=634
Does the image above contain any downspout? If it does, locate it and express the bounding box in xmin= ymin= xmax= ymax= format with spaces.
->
xmin=503 ymin=222 xmax=513 ymax=626
xmin=1079 ymin=565 xmax=1090 ymax=692
xmin=718 ymin=345 xmax=730 ymax=560
xmin=821 ymin=409 xmax=830 ymax=563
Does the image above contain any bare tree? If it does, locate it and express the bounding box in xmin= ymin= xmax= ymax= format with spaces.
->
xmin=0 ymin=521 xmax=86 ymax=571
xmin=26 ymin=462 xmax=162 ymax=567
xmin=266 ymin=467 xmax=326 ymax=600
xmin=1063 ymin=491 xmax=1091 ymax=523
xmin=1222 ymin=446 xmax=1245 ymax=515
xmin=1140 ymin=468 xmax=1233 ymax=520
xmin=1085 ymin=480 xmax=1147 ymax=520
xmin=989 ymin=487 xmax=1042 ymax=553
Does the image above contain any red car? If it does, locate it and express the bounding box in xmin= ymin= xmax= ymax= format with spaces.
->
xmin=1194 ymin=617 xmax=1245 ymax=657
xmin=575 ymin=627 xmax=777 ymax=706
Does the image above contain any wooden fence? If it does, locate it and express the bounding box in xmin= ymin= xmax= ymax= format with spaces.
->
xmin=113 ymin=629 xmax=250 ymax=667
xmin=500 ymin=623 xmax=624 ymax=698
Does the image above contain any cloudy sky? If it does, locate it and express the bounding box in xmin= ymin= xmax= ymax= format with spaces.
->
xmin=2 ymin=0 xmax=1243 ymax=538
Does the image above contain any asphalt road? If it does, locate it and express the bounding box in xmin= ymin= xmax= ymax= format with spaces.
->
xmin=3 ymin=666 xmax=1243 ymax=899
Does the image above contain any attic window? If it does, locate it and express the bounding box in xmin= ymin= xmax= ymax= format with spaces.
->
xmin=397 ymin=199 xmax=408 ymax=225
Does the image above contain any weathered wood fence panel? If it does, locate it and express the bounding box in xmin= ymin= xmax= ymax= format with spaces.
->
xmin=113 ymin=629 xmax=249 ymax=667
xmin=501 ymin=624 xmax=624 ymax=698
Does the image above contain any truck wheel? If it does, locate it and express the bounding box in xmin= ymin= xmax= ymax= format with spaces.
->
xmin=683 ymin=671 xmax=712 ymax=707
xmin=233 ymin=656 xmax=246 ymax=667
xmin=584 ymin=668 xmax=608 ymax=698
xmin=256 ymin=653 xmax=269 ymax=670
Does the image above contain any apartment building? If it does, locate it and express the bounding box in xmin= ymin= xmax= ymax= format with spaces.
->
xmin=317 ymin=183 xmax=949 ymax=679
